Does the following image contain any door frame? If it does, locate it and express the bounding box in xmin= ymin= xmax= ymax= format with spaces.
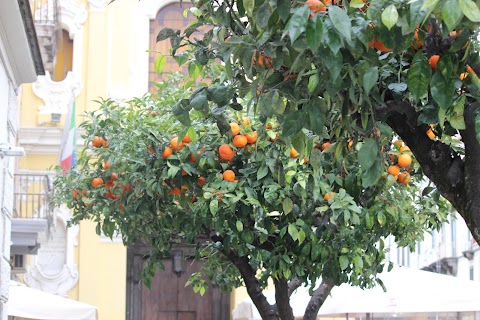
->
xmin=126 ymin=243 xmax=231 ymax=320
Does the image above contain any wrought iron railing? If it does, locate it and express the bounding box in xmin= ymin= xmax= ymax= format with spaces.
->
xmin=30 ymin=0 xmax=60 ymax=25
xmin=13 ymin=173 xmax=53 ymax=219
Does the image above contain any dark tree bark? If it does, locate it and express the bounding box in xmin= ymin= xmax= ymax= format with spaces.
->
xmin=384 ymin=100 xmax=480 ymax=244
xmin=273 ymin=279 xmax=295 ymax=320
xmin=303 ymin=279 xmax=335 ymax=320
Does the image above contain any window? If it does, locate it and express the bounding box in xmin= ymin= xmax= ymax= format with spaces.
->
xmin=148 ymin=3 xmax=196 ymax=93
xmin=52 ymin=29 xmax=73 ymax=81
xmin=10 ymin=254 xmax=25 ymax=271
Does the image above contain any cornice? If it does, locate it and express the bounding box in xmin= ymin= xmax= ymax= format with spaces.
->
xmin=18 ymin=126 xmax=85 ymax=154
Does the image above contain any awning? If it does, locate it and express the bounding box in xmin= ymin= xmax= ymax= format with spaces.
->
xmin=234 ymin=266 xmax=480 ymax=319
xmin=8 ymin=281 xmax=97 ymax=320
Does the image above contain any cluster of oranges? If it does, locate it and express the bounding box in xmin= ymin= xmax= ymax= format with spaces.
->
xmin=218 ymin=118 xmax=258 ymax=182
xmin=92 ymin=136 xmax=109 ymax=148
xmin=387 ymin=141 xmax=412 ymax=184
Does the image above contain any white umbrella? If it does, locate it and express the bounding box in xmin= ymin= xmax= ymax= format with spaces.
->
xmin=8 ymin=281 xmax=97 ymax=320
xmin=234 ymin=266 xmax=480 ymax=319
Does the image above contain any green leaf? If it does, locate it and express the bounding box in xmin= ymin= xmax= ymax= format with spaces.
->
xmin=282 ymin=7 xmax=309 ymax=44
xmin=244 ymin=0 xmax=255 ymax=16
xmin=308 ymin=73 xmax=319 ymax=93
xmin=421 ymin=0 xmax=440 ymax=11
xmin=448 ymin=94 xmax=466 ymax=130
xmin=288 ymin=223 xmax=299 ymax=241
xmin=209 ymin=200 xmax=218 ymax=216
xmin=156 ymin=28 xmax=176 ymax=42
xmin=363 ymin=66 xmax=379 ymax=95
xmin=358 ymin=139 xmax=378 ymax=170
xmin=305 ymin=101 xmax=326 ymax=135
xmin=298 ymin=229 xmax=306 ymax=244
xmin=381 ymin=5 xmax=398 ymax=30
xmin=365 ymin=212 xmax=374 ymax=229
xmin=459 ymin=0 xmax=480 ymax=22
xmin=283 ymin=197 xmax=294 ymax=214
xmin=236 ymin=220 xmax=244 ymax=232
xmin=283 ymin=111 xmax=306 ymax=137
xmin=339 ymin=256 xmax=349 ymax=270
xmin=256 ymin=1 xmax=273 ymax=30
xmin=307 ymin=15 xmax=324 ymax=51
xmin=377 ymin=211 xmax=386 ymax=225
xmin=328 ymin=6 xmax=351 ymax=42
xmin=407 ymin=51 xmax=432 ymax=102
xmin=430 ymin=72 xmax=455 ymax=109
xmin=354 ymin=255 xmax=364 ymax=274
xmin=154 ymin=55 xmax=166 ymax=74
xmin=277 ymin=0 xmax=291 ymax=22
xmin=257 ymin=164 xmax=269 ymax=180
xmin=442 ymin=0 xmax=463 ymax=30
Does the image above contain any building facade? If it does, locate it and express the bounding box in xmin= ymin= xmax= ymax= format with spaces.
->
xmin=0 ymin=1 xmax=44 ymax=319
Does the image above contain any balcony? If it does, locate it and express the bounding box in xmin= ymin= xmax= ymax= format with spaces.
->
xmin=11 ymin=173 xmax=54 ymax=255
xmin=30 ymin=0 xmax=62 ymax=73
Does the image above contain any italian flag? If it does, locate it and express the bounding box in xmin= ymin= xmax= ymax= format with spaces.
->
xmin=60 ymin=100 xmax=77 ymax=174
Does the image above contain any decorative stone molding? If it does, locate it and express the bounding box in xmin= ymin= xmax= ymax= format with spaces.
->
xmin=88 ymin=0 xmax=108 ymax=12
xmin=59 ymin=0 xmax=87 ymax=39
xmin=32 ymin=72 xmax=82 ymax=115
xmin=18 ymin=127 xmax=85 ymax=154
xmin=138 ymin=0 xmax=183 ymax=19
xmin=24 ymin=206 xmax=79 ymax=297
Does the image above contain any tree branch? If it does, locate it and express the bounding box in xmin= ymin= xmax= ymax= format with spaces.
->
xmin=223 ymin=250 xmax=278 ymax=320
xmin=273 ymin=278 xmax=295 ymax=320
xmin=288 ymin=277 xmax=302 ymax=297
xmin=303 ymin=278 xmax=335 ymax=320
xmin=381 ymin=100 xmax=480 ymax=244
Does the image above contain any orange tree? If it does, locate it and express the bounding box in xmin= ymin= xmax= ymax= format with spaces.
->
xmin=146 ymin=0 xmax=480 ymax=317
xmin=53 ymin=67 xmax=447 ymax=319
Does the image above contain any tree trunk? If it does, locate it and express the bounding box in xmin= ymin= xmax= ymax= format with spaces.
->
xmin=303 ymin=279 xmax=335 ymax=320
xmin=384 ymin=100 xmax=480 ymax=244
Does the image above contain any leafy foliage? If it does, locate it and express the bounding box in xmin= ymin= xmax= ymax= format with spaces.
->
xmin=51 ymin=0 xmax=480 ymax=317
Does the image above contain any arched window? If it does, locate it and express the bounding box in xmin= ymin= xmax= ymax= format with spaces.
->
xmin=52 ymin=29 xmax=73 ymax=82
xmin=148 ymin=3 xmax=196 ymax=92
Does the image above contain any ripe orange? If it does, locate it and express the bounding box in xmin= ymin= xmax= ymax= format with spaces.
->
xmin=368 ymin=38 xmax=392 ymax=52
xmin=92 ymin=136 xmax=104 ymax=148
xmin=306 ymin=0 xmax=327 ymax=13
xmin=387 ymin=165 xmax=400 ymax=176
xmin=170 ymin=137 xmax=184 ymax=151
xmin=219 ymin=144 xmax=235 ymax=161
xmin=242 ymin=117 xmax=250 ymax=126
xmin=233 ymin=135 xmax=248 ymax=148
xmin=103 ymin=161 xmax=111 ymax=170
xmin=189 ymin=153 xmax=197 ymax=163
xmin=397 ymin=154 xmax=412 ymax=168
xmin=72 ymin=190 xmax=79 ymax=198
xmin=150 ymin=111 xmax=158 ymax=115
xmin=171 ymin=187 xmax=182 ymax=195
xmin=110 ymin=172 xmax=118 ymax=181
xmin=399 ymin=146 xmax=410 ymax=153
xmin=321 ymin=141 xmax=331 ymax=151
xmin=105 ymin=181 xmax=114 ymax=190
xmin=181 ymin=169 xmax=188 ymax=176
xmin=426 ymin=129 xmax=435 ymax=139
xmin=429 ymin=55 xmax=440 ymax=70
xmin=460 ymin=72 xmax=469 ymax=80
xmin=324 ymin=192 xmax=334 ymax=201
xmin=198 ymin=176 xmax=206 ymax=185
xmin=162 ymin=146 xmax=173 ymax=159
xmin=182 ymin=134 xmax=192 ymax=143
xmin=244 ymin=131 xmax=258 ymax=144
xmin=254 ymin=51 xmax=273 ymax=68
xmin=290 ymin=147 xmax=299 ymax=159
xmin=223 ymin=170 xmax=236 ymax=182
xmin=266 ymin=123 xmax=273 ymax=129
xmin=230 ymin=122 xmax=241 ymax=136
xmin=92 ymin=177 xmax=104 ymax=188
xmin=102 ymin=139 xmax=109 ymax=148
xmin=398 ymin=172 xmax=411 ymax=184
xmin=467 ymin=65 xmax=476 ymax=75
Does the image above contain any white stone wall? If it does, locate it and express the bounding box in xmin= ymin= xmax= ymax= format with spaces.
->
xmin=0 ymin=42 xmax=21 ymax=320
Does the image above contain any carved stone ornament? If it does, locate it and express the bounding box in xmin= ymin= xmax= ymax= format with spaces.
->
xmin=88 ymin=0 xmax=108 ymax=11
xmin=32 ymin=71 xmax=82 ymax=115
xmin=24 ymin=207 xmax=79 ymax=297
xmin=59 ymin=0 xmax=87 ymax=39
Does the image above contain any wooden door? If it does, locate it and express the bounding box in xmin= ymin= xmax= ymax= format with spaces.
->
xmin=126 ymin=244 xmax=230 ymax=320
